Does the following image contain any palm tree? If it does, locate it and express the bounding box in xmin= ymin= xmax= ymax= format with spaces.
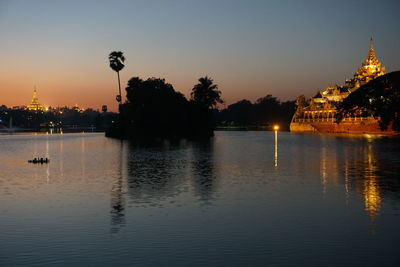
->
xmin=108 ymin=51 xmax=125 ymax=105
xmin=191 ymin=76 xmax=223 ymax=109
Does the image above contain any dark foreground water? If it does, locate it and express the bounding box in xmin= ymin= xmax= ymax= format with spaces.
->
xmin=0 ymin=132 xmax=399 ymax=266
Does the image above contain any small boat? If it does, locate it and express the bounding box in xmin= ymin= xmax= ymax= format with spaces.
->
xmin=28 ymin=158 xmax=50 ymax=164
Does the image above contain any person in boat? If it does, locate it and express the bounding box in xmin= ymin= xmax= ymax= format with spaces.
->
xmin=28 ymin=157 xmax=50 ymax=163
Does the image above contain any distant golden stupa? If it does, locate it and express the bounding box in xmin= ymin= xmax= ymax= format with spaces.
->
xmin=26 ymin=87 xmax=44 ymax=111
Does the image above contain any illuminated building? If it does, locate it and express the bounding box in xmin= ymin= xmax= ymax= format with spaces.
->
xmin=290 ymin=39 xmax=393 ymax=134
xmin=348 ymin=38 xmax=386 ymax=90
xmin=26 ymin=87 xmax=44 ymax=111
xmin=72 ymin=104 xmax=85 ymax=113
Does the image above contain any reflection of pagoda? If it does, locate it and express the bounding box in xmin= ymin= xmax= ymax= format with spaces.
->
xmin=26 ymin=87 xmax=44 ymax=111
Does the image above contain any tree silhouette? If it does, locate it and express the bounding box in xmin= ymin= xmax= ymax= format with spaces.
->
xmin=106 ymin=76 xmax=219 ymax=139
xmin=220 ymin=99 xmax=253 ymax=126
xmin=216 ymin=95 xmax=295 ymax=130
xmin=336 ymin=71 xmax=400 ymax=131
xmin=125 ymin=77 xmax=188 ymax=134
xmin=109 ymin=51 xmax=125 ymax=106
xmin=191 ymin=76 xmax=223 ymax=109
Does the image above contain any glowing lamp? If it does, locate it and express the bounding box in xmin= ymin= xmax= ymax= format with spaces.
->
xmin=273 ymin=125 xmax=280 ymax=131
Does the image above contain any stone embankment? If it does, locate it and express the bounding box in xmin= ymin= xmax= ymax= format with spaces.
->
xmin=290 ymin=118 xmax=396 ymax=135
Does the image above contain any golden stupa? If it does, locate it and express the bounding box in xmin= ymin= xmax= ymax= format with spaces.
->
xmin=26 ymin=87 xmax=44 ymax=111
xmin=350 ymin=38 xmax=386 ymax=90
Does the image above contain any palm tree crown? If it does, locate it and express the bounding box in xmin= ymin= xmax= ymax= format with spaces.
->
xmin=191 ymin=76 xmax=223 ymax=109
xmin=109 ymin=51 xmax=125 ymax=72
xmin=108 ymin=51 xmax=125 ymax=106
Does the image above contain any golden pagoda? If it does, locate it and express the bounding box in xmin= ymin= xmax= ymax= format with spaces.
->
xmin=290 ymin=38 xmax=395 ymax=135
xmin=26 ymin=87 xmax=44 ymax=111
xmin=303 ymin=38 xmax=386 ymax=107
xmin=347 ymin=38 xmax=386 ymax=90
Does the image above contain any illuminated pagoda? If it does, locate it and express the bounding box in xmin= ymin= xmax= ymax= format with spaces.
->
xmin=290 ymin=39 xmax=392 ymax=134
xmin=296 ymin=38 xmax=386 ymax=111
xmin=26 ymin=87 xmax=44 ymax=111
xmin=316 ymin=38 xmax=386 ymax=106
xmin=346 ymin=38 xmax=386 ymax=91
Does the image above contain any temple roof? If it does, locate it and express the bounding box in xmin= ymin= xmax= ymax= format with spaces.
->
xmin=313 ymin=92 xmax=322 ymax=98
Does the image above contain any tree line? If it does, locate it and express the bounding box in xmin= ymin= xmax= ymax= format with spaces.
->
xmin=215 ymin=96 xmax=296 ymax=130
xmin=0 ymin=106 xmax=117 ymax=132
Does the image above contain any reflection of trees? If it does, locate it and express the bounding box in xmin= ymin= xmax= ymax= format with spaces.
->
xmin=125 ymin=141 xmax=190 ymax=203
xmin=111 ymin=175 xmax=125 ymax=232
xmin=122 ymin=139 xmax=217 ymax=205
xmin=110 ymin=140 xmax=125 ymax=233
xmin=191 ymin=139 xmax=216 ymax=203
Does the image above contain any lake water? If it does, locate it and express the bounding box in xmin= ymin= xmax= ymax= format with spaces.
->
xmin=0 ymin=132 xmax=399 ymax=266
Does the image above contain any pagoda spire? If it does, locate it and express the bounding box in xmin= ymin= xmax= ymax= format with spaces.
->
xmin=368 ymin=38 xmax=376 ymax=60
xmin=364 ymin=37 xmax=379 ymax=66
xmin=32 ymin=85 xmax=38 ymax=102
xmin=369 ymin=37 xmax=374 ymax=52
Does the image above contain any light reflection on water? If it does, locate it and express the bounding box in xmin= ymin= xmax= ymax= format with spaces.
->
xmin=274 ymin=130 xmax=278 ymax=168
xmin=362 ymin=143 xmax=381 ymax=220
xmin=0 ymin=132 xmax=399 ymax=266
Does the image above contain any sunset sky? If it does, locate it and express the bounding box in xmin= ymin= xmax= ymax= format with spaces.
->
xmin=1 ymin=0 xmax=399 ymax=111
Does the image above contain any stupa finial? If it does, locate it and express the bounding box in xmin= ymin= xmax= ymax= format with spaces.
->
xmin=369 ymin=37 xmax=374 ymax=53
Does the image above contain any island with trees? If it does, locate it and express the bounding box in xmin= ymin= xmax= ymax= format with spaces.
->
xmin=106 ymin=76 xmax=223 ymax=140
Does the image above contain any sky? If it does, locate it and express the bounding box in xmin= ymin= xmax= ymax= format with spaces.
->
xmin=0 ymin=0 xmax=399 ymax=111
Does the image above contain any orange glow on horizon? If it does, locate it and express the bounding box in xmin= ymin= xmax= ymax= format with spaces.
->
xmin=0 ymin=59 xmax=299 ymax=112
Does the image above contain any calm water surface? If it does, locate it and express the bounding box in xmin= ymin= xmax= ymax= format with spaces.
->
xmin=0 ymin=132 xmax=399 ymax=266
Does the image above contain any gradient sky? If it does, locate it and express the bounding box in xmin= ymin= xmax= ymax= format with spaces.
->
xmin=1 ymin=0 xmax=399 ymax=111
